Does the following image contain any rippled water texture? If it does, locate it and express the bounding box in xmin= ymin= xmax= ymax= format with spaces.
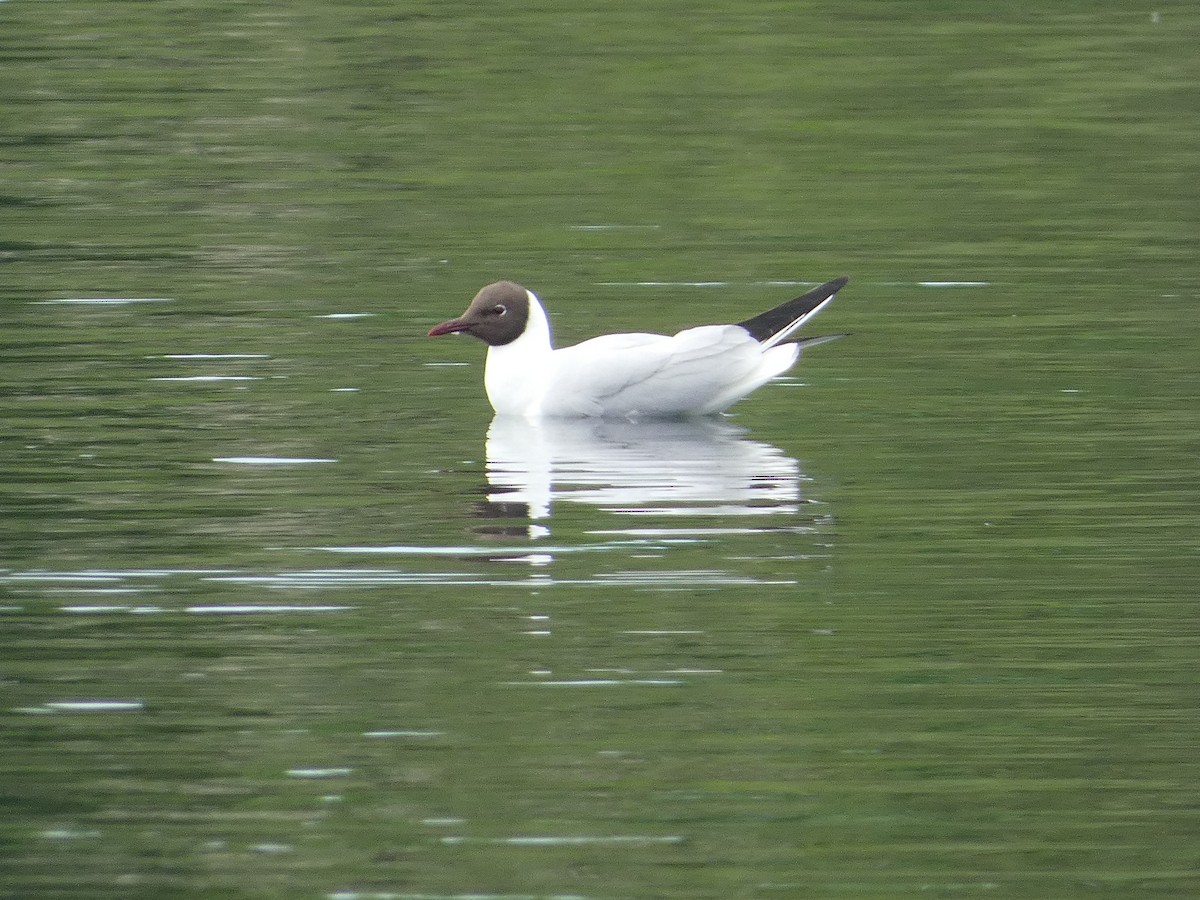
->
xmin=2 ymin=3 xmax=1198 ymax=898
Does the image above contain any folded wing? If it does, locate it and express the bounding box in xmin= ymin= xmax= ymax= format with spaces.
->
xmin=543 ymin=325 xmax=784 ymax=417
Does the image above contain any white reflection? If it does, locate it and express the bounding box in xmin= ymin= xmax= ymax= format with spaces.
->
xmin=483 ymin=416 xmax=806 ymax=529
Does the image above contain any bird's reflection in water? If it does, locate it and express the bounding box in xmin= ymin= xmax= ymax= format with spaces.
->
xmin=475 ymin=416 xmax=814 ymax=540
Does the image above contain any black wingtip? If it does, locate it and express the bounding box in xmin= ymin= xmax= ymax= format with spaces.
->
xmin=737 ymin=277 xmax=848 ymax=343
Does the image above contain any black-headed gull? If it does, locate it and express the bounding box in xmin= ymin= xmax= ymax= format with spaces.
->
xmin=428 ymin=277 xmax=847 ymax=418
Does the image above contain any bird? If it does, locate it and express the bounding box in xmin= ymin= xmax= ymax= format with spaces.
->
xmin=427 ymin=277 xmax=847 ymax=418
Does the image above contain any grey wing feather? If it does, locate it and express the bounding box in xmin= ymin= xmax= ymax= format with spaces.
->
xmin=550 ymin=327 xmax=762 ymax=416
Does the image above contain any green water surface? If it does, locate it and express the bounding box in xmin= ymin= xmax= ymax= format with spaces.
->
xmin=2 ymin=2 xmax=1198 ymax=898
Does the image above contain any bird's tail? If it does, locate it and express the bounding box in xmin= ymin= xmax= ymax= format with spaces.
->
xmin=738 ymin=277 xmax=848 ymax=349
xmin=789 ymin=333 xmax=846 ymax=351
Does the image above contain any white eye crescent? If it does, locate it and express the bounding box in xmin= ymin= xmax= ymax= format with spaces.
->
xmin=492 ymin=304 xmax=507 ymax=316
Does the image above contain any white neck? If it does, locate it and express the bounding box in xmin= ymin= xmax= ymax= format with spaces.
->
xmin=484 ymin=290 xmax=554 ymax=416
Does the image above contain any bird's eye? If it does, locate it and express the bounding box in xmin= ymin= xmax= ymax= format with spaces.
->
xmin=491 ymin=304 xmax=507 ymax=316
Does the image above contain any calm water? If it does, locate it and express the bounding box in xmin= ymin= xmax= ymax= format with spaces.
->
xmin=2 ymin=3 xmax=1198 ymax=898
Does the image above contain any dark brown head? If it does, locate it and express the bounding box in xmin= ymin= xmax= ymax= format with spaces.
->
xmin=427 ymin=281 xmax=530 ymax=346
